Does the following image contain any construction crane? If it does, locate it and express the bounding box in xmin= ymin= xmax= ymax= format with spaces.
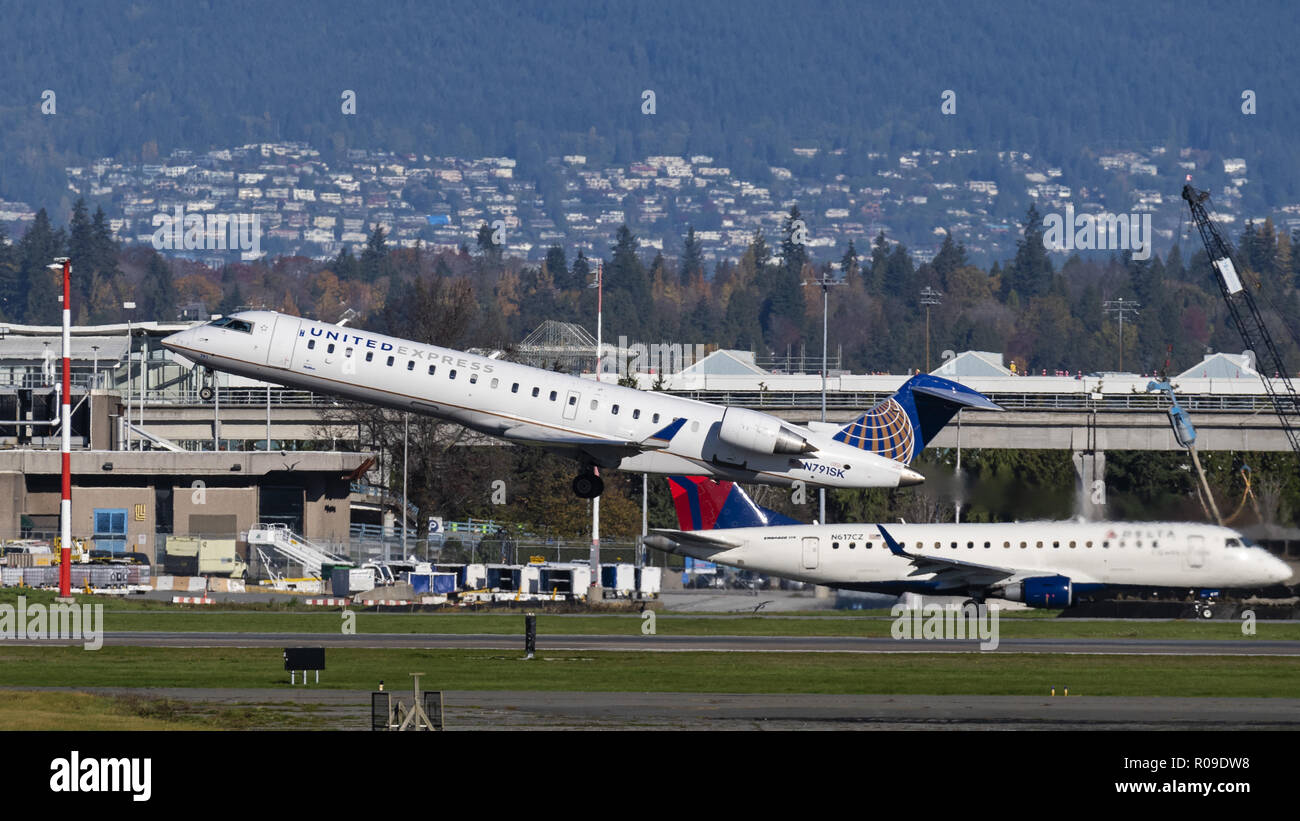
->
xmin=1181 ymin=183 xmax=1300 ymax=459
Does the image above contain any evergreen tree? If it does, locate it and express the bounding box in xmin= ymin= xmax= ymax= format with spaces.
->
xmin=571 ymin=249 xmax=591 ymax=290
xmin=19 ymin=209 xmax=67 ymax=324
xmin=681 ymin=225 xmax=704 ymax=284
xmin=0 ymin=224 xmax=18 ymax=321
xmin=141 ymin=252 xmax=177 ymax=320
xmin=544 ymin=244 xmax=568 ymax=288
xmin=932 ymin=231 xmax=968 ymax=286
xmin=334 ymin=245 xmax=362 ymax=280
xmin=1003 ymin=204 xmax=1053 ymax=299
xmin=839 ymin=239 xmax=859 ymax=281
xmin=360 ymin=225 xmax=391 ymax=281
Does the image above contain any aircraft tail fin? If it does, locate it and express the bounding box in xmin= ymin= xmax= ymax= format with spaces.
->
xmin=831 ymin=374 xmax=1001 ymax=464
xmin=667 ymin=476 xmax=804 ymax=530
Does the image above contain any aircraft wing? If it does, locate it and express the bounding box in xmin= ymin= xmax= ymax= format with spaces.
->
xmin=501 ymin=415 xmax=691 ymax=454
xmin=877 ymin=526 xmax=1019 ymax=591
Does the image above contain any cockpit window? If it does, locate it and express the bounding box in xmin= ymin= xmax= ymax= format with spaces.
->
xmin=1225 ymin=538 xmax=1241 ymax=549
xmin=210 ymin=316 xmax=252 ymax=333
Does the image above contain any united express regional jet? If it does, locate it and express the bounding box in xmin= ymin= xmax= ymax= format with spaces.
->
xmin=646 ymin=476 xmax=1293 ymax=606
xmin=162 ymin=310 xmax=1000 ymax=498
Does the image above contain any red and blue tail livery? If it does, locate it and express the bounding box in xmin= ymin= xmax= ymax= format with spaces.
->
xmin=668 ymin=475 xmax=803 ymax=530
xmin=832 ymin=374 xmax=1001 ymax=464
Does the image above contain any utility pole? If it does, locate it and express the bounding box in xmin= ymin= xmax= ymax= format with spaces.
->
xmin=919 ymin=286 xmax=943 ymax=373
xmin=1103 ymin=297 xmax=1140 ymax=372
xmin=803 ymin=268 xmax=843 ymax=524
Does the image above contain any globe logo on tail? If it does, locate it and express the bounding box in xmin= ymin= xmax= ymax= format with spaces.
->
xmin=835 ymin=398 xmax=916 ymax=463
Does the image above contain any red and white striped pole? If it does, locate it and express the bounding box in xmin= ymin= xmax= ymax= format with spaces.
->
xmin=55 ymin=257 xmax=72 ymax=598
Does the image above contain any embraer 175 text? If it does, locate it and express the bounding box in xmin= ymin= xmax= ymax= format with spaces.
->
xmin=645 ymin=477 xmax=1293 ymax=606
xmin=161 ymin=311 xmax=999 ymax=497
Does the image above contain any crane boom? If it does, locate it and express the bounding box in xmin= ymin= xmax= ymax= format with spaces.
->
xmin=1181 ymin=183 xmax=1300 ymax=458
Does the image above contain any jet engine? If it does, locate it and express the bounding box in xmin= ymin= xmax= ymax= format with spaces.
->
xmin=1000 ymin=575 xmax=1073 ymax=608
xmin=717 ymin=407 xmax=816 ymax=456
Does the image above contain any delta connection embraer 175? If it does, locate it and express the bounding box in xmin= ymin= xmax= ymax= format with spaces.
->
xmin=161 ymin=310 xmax=1000 ymax=498
xmin=645 ymin=477 xmax=1293 ymax=606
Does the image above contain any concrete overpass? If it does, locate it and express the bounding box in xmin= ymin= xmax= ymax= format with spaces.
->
xmin=123 ymin=387 xmax=1299 ymax=455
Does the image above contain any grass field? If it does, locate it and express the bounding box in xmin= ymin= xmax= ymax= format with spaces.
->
xmin=0 ymin=690 xmax=215 ymax=730
xmin=1 ymin=646 xmax=1298 ymax=698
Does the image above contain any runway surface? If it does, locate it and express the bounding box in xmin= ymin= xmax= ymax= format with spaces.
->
xmin=16 ymin=686 xmax=1300 ymax=730
xmin=10 ymin=631 xmax=1300 ymax=655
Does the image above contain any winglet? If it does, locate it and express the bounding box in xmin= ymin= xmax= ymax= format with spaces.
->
xmin=643 ymin=417 xmax=687 ymax=449
xmin=879 ymin=525 xmax=907 ymax=557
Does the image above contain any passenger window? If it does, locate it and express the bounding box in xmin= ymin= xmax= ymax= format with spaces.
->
xmin=1002 ymin=541 xmax=1010 ymax=548
xmin=866 ymin=542 xmax=874 ymax=550
xmin=307 ymin=339 xmax=316 ymax=350
xmin=512 ymin=383 xmax=519 ymax=393
xmin=590 ymin=400 xmax=598 ymax=410
xmin=365 ymin=352 xmax=373 ymax=362
xmin=407 ymin=360 xmax=414 ymax=371
xmin=1036 ymin=541 xmax=1043 ymax=548
xmin=612 ymin=404 xmax=620 ymax=415
xmin=966 ymin=541 xmax=974 ymax=549
xmin=1068 ymin=541 xmax=1076 ymax=548
xmin=653 ymin=413 xmax=660 ymax=423
xmin=428 ymin=365 xmax=436 ymax=375
xmin=532 ymin=387 xmax=539 ymax=397
xmin=832 ymin=542 xmax=839 ymax=549
xmin=490 ymin=378 xmax=498 ymax=389
xmin=448 ymin=369 xmax=456 ymax=380
xmin=470 ymin=373 xmax=478 ymax=384
xmin=933 ymin=542 xmax=940 ymax=549
xmin=633 ymin=409 xmax=640 ymax=419
xmin=549 ymin=391 xmax=557 ymax=401
xmin=345 ymin=347 xmax=353 ymax=357
xmin=1019 ymin=542 xmax=1027 ymax=549
xmin=983 ymin=541 xmax=990 ymax=548
xmin=327 ymin=343 xmax=335 ymax=354
xmin=568 ymin=395 xmax=576 ymax=405
xmin=950 ymin=542 xmax=957 ymax=549
xmin=386 ymin=356 xmax=394 ymax=366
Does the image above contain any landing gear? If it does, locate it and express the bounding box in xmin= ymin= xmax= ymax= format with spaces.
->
xmin=572 ymin=471 xmax=604 ymax=499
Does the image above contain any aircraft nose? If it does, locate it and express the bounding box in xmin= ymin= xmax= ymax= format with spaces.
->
xmin=160 ymin=328 xmax=190 ymax=352
xmin=1269 ymin=556 xmax=1294 ymax=584
xmin=898 ymin=467 xmax=925 ymax=487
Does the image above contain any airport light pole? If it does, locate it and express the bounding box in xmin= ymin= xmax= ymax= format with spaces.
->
xmin=919 ymin=287 xmax=943 ymax=373
xmin=123 ymin=301 xmax=135 ymax=450
xmin=402 ymin=412 xmax=409 ymax=558
xmin=588 ymin=260 xmax=604 ymax=587
xmin=48 ymin=258 xmax=72 ymax=599
xmin=804 ymin=269 xmax=843 ymax=524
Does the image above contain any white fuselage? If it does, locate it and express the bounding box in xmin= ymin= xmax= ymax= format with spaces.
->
xmin=662 ymin=521 xmax=1292 ymax=594
xmin=161 ymin=311 xmax=919 ymax=488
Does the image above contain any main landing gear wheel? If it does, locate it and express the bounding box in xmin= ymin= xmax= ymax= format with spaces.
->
xmin=199 ymin=386 xmax=215 ymax=402
xmin=572 ymin=472 xmax=604 ymax=499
